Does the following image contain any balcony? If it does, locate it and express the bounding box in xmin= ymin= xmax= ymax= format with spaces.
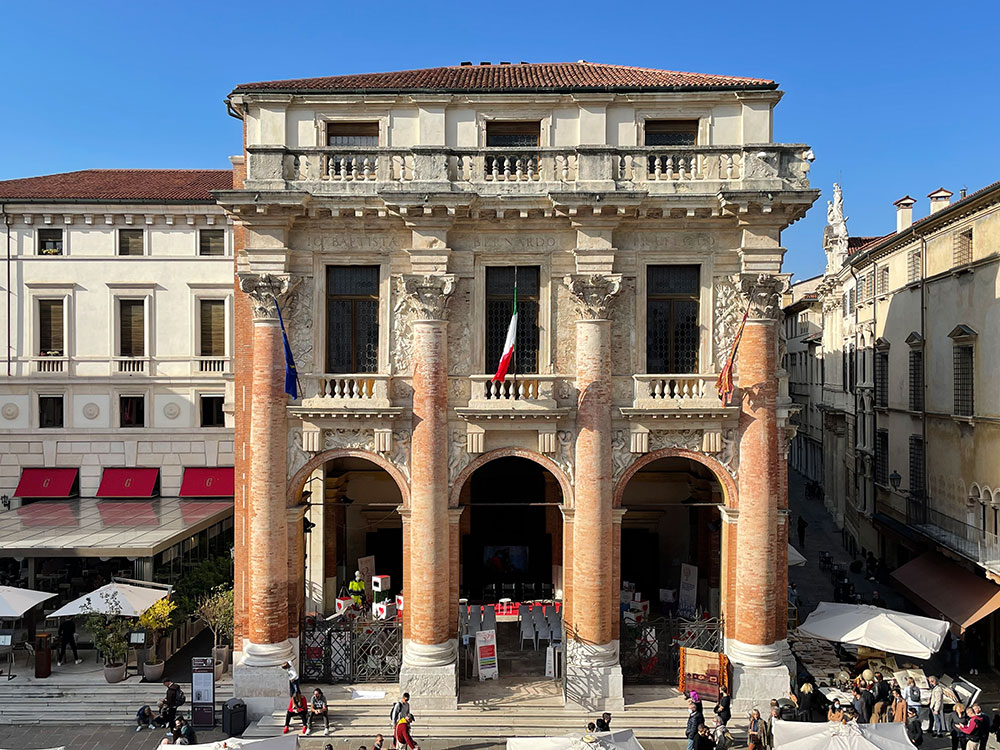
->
xmin=297 ymin=373 xmax=395 ymax=413
xmin=31 ymin=355 xmax=67 ymax=374
xmin=466 ymin=374 xmax=566 ymax=411
xmin=114 ymin=357 xmax=148 ymax=375
xmin=907 ymin=500 xmax=1000 ymax=576
xmin=195 ymin=357 xmax=228 ymax=374
xmin=631 ymin=374 xmax=722 ymax=409
xmin=247 ymin=143 xmax=812 ymax=196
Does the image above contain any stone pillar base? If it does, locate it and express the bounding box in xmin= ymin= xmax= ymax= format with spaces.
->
xmin=398 ymin=663 xmax=458 ymax=709
xmin=564 ymin=639 xmax=624 ymax=712
xmin=232 ymin=638 xmax=298 ymax=720
xmin=726 ymin=637 xmax=793 ymax=715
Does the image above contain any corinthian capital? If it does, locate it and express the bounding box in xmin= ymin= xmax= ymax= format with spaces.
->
xmin=238 ymin=272 xmax=296 ymax=321
xmin=738 ymin=273 xmax=790 ymax=321
xmin=400 ymin=274 xmax=456 ymax=321
xmin=563 ymin=273 xmax=623 ymax=320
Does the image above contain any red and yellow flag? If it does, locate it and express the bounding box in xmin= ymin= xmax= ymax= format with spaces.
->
xmin=716 ymin=291 xmax=752 ymax=405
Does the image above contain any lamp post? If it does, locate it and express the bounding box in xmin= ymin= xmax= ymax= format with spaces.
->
xmin=889 ymin=470 xmax=901 ymax=492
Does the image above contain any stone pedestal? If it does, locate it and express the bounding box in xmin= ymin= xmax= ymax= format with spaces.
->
xmin=564 ymin=640 xmax=624 ymax=712
xmin=399 ymin=639 xmax=459 ymax=709
xmin=233 ymin=638 xmax=298 ymax=720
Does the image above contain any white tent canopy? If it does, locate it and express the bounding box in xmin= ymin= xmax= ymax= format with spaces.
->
xmin=507 ymin=730 xmax=645 ymax=750
xmin=0 ymin=585 xmax=55 ymax=619
xmin=47 ymin=582 xmax=169 ymax=618
xmin=789 ymin=544 xmax=807 ymax=567
xmin=179 ymin=735 xmax=299 ymax=750
xmin=773 ymin=720 xmax=915 ymax=749
xmin=798 ymin=601 xmax=949 ymax=659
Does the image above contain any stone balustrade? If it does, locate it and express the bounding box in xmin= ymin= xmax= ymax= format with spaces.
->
xmin=303 ymin=373 xmax=391 ymax=408
xmin=247 ymin=144 xmax=810 ymax=193
xmin=632 ymin=374 xmax=721 ymax=408
xmin=196 ymin=357 xmax=228 ymax=374
xmin=114 ymin=357 xmax=148 ymax=374
xmin=467 ymin=374 xmax=563 ymax=409
xmin=31 ymin=356 xmax=66 ymax=374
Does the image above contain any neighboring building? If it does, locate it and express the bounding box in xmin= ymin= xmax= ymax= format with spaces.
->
xmin=221 ymin=61 xmax=818 ymax=714
xmin=815 ymin=180 xmax=1000 ymax=665
xmin=782 ymin=276 xmax=823 ymax=482
xmin=0 ymin=170 xmax=236 ymax=585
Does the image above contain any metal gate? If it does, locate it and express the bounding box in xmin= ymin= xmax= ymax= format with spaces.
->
xmin=620 ymin=616 xmax=723 ymax=684
xmin=300 ymin=615 xmax=403 ymax=684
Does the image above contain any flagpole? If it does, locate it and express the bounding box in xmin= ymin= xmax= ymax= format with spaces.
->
xmin=512 ymin=266 xmax=518 ymax=398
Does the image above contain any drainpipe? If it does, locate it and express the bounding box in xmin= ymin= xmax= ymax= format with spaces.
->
xmin=919 ymin=233 xmax=928 ymax=521
xmin=4 ymin=204 xmax=9 ymax=377
xmin=848 ymin=265 xmax=861 ymax=540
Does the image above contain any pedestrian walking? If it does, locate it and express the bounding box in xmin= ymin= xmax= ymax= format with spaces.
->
xmin=905 ymin=677 xmax=921 ymax=717
xmin=747 ymin=709 xmax=763 ymax=750
xmin=596 ymin=712 xmax=612 ymax=731
xmin=797 ymin=516 xmax=808 ymax=547
xmin=686 ymin=699 xmax=704 ymax=750
xmin=713 ymin=686 xmax=731 ymax=726
xmin=281 ymin=661 xmax=300 ymax=697
xmin=56 ymin=617 xmax=81 ymax=666
xmin=906 ymin=707 xmax=924 ymax=746
xmin=393 ymin=715 xmax=420 ymax=749
xmin=370 ymin=733 xmax=386 ymax=750
xmin=929 ymin=676 xmax=946 ymax=737
xmin=695 ymin=723 xmax=716 ymax=750
xmin=389 ymin=692 xmax=411 ymax=749
xmin=872 ymin=672 xmax=890 ymax=723
xmin=159 ymin=680 xmax=183 ymax=726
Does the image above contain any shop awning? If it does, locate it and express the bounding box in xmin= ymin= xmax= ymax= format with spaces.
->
xmin=891 ymin=552 xmax=1000 ymax=633
xmin=13 ymin=468 xmax=79 ymax=498
xmin=96 ymin=468 xmax=160 ymax=498
xmin=179 ymin=467 xmax=234 ymax=497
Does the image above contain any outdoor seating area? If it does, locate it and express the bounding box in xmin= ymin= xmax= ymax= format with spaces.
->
xmin=459 ymin=601 xmax=563 ymax=650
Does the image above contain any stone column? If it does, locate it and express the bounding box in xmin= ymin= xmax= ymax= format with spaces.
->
xmin=564 ymin=273 xmax=623 ymax=711
xmin=233 ymin=273 xmax=296 ymax=717
xmin=398 ymin=274 xmax=458 ymax=708
xmin=726 ymin=273 xmax=794 ymax=708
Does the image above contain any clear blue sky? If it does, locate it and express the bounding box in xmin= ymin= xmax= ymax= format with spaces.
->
xmin=2 ymin=0 xmax=996 ymax=280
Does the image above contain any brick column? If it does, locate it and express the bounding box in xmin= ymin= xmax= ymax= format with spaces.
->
xmin=564 ymin=273 xmax=623 ymax=711
xmin=237 ymin=273 xmax=295 ymax=668
xmin=398 ymin=274 xmax=458 ymax=707
xmin=727 ymin=274 xmax=793 ymax=705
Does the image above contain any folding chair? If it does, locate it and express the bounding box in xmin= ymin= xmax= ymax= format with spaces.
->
xmin=482 ymin=605 xmax=497 ymax=631
xmin=520 ymin=617 xmax=537 ymax=650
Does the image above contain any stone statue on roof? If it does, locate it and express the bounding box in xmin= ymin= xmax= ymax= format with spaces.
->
xmin=823 ymin=182 xmax=849 ymax=275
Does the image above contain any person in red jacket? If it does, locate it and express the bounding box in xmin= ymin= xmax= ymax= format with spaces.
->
xmin=283 ymin=691 xmax=309 ymax=734
xmin=394 ymin=715 xmax=420 ymax=749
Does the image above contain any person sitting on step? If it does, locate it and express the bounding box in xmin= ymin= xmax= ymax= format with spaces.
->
xmin=283 ymin=691 xmax=309 ymax=735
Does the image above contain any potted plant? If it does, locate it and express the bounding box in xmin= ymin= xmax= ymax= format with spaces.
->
xmin=138 ymin=597 xmax=177 ymax=683
xmin=196 ymin=586 xmax=233 ymax=679
xmin=81 ymin=592 xmax=131 ymax=683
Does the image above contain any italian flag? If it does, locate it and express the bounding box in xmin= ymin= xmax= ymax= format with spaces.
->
xmin=492 ymin=285 xmax=517 ymax=382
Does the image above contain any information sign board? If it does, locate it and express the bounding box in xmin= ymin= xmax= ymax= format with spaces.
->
xmin=475 ymin=628 xmax=499 ymax=681
xmin=678 ymin=563 xmax=698 ymax=617
xmin=191 ymin=656 xmax=215 ymax=728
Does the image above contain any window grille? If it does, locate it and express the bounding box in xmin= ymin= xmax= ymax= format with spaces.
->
xmin=909 ymin=435 xmax=925 ymax=498
xmin=326 ymin=122 xmax=378 ymax=147
xmin=908 ymin=350 xmax=924 ymax=411
xmin=843 ymin=292 xmax=849 ymax=316
xmin=953 ymin=229 xmax=973 ymax=267
xmin=644 ymin=120 xmax=698 ymax=146
xmin=875 ymin=430 xmax=889 ymax=486
xmin=877 ymin=265 xmax=889 ymax=295
xmin=953 ymin=344 xmax=974 ymax=416
xmin=486 ymin=121 xmax=541 ymax=148
xmin=646 ymin=265 xmax=700 ymax=373
xmin=485 ymin=266 xmax=539 ymax=374
xmin=866 ymin=271 xmax=875 ymax=300
xmin=326 ymin=265 xmax=379 ymax=374
xmin=907 ymin=248 xmax=922 ymax=283
xmin=875 ymin=351 xmax=888 ymax=408
xmin=849 ymin=287 xmax=856 ymax=309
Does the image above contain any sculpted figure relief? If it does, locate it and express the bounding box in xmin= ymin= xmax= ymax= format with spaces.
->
xmin=563 ymin=273 xmax=623 ymax=320
xmin=823 ymin=182 xmax=850 ymax=275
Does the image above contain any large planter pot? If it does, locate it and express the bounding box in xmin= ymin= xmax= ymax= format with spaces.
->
xmin=214 ymin=659 xmax=224 ymax=681
xmin=143 ymin=660 xmax=165 ymax=682
xmin=104 ymin=663 xmax=127 ymax=684
xmin=212 ymin=645 xmax=230 ymax=671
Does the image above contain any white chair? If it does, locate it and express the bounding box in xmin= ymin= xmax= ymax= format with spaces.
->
xmin=520 ymin=617 xmax=537 ymax=650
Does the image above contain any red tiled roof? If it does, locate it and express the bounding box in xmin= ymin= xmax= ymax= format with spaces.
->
xmin=0 ymin=169 xmax=233 ymax=202
xmin=232 ymin=62 xmax=776 ymax=94
xmin=848 ymin=235 xmax=891 ymax=255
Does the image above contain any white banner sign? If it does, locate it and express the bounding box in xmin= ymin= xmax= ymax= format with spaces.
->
xmin=476 ymin=628 xmax=499 ymax=681
xmin=678 ymin=563 xmax=698 ymax=617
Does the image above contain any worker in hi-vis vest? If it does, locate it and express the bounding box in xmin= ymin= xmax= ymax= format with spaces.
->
xmin=348 ymin=571 xmax=366 ymax=608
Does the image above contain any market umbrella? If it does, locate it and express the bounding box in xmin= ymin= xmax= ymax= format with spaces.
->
xmin=47 ymin=582 xmax=168 ymax=618
xmin=0 ymin=585 xmax=55 ymax=618
xmin=789 ymin=544 xmax=807 ymax=567
xmin=773 ymin=720 xmax=915 ymax=749
xmin=179 ymin=735 xmax=299 ymax=750
xmin=798 ymin=601 xmax=948 ymax=659
xmin=507 ymin=731 xmax=645 ymax=750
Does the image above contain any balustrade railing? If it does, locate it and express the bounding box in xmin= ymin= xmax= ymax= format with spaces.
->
xmin=616 ymin=148 xmax=742 ymax=183
xmin=309 ymin=374 xmax=390 ymax=405
xmin=449 ymin=149 xmax=578 ymax=183
xmin=632 ymin=374 xmax=720 ymax=407
xmin=907 ymin=501 xmax=1000 ymax=573
xmin=281 ymin=149 xmax=414 ymax=182
xmin=32 ymin=356 xmax=66 ymax=374
xmin=196 ymin=357 xmax=228 ymax=373
xmin=115 ymin=357 xmax=148 ymax=374
xmin=467 ymin=374 xmax=562 ymax=407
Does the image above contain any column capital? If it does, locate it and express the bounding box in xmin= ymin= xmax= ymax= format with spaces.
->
xmin=563 ymin=273 xmax=623 ymax=320
xmin=238 ymin=272 xmax=297 ymax=321
xmin=400 ymin=273 xmax=456 ymax=321
xmin=612 ymin=508 xmax=628 ymax=523
xmin=737 ymin=272 xmax=790 ymax=322
xmin=448 ymin=507 xmax=465 ymax=523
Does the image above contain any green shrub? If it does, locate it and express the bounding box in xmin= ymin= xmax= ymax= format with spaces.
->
xmin=172 ymin=556 xmax=233 ymax=621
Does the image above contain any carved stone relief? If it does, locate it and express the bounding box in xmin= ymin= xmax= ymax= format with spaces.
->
xmin=448 ymin=428 xmax=471 ymax=485
xmin=447 ymin=278 xmax=472 ymax=375
xmin=286 ymin=425 xmax=411 ymax=483
xmin=610 ymin=278 xmax=636 ymax=376
xmin=400 ymin=274 xmax=456 ymax=321
xmin=718 ymin=428 xmax=739 ymax=478
xmin=552 ymin=429 xmax=575 ymax=487
xmin=287 ymin=427 xmax=308 ymax=480
xmin=563 ymin=273 xmax=623 ymax=320
xmin=280 ymin=275 xmax=315 ymax=376
xmin=238 ymin=272 xmax=295 ymax=321
xmin=322 ymin=428 xmax=375 ymax=452
xmin=391 ymin=276 xmax=415 ymax=375
xmin=611 ymin=429 xmax=631 ymax=483
xmin=714 ymin=275 xmax=741 ymax=371
xmin=648 ymin=429 xmax=702 ymax=453
xmin=387 ymin=429 xmax=411 ymax=481
xmin=739 ymin=273 xmax=789 ymax=322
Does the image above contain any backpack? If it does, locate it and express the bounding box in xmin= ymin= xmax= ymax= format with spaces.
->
xmin=389 ymin=702 xmax=399 ymax=721
xmin=176 ymin=687 xmax=187 ymax=706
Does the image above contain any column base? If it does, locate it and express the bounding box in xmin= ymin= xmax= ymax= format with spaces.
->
xmin=564 ymin=639 xmax=624 ymax=712
xmin=232 ymin=638 xmax=298 ymax=720
xmin=725 ymin=638 xmax=793 ymax=714
xmin=399 ymin=639 xmax=458 ymax=709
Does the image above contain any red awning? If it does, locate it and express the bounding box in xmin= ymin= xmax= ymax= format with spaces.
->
xmin=96 ymin=468 xmax=160 ymax=498
xmin=179 ymin=467 xmax=234 ymax=497
xmin=14 ymin=468 xmax=79 ymax=498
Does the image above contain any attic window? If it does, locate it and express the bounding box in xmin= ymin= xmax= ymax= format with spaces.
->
xmin=644 ymin=120 xmax=698 ymax=146
xmin=486 ymin=121 xmax=540 ymax=148
xmin=326 ymin=122 xmax=378 ymax=148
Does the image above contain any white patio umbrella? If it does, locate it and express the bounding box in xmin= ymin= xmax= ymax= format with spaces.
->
xmin=180 ymin=735 xmax=299 ymax=750
xmin=789 ymin=544 xmax=807 ymax=567
xmin=798 ymin=601 xmax=949 ymax=659
xmin=47 ymin=582 xmax=168 ymax=618
xmin=0 ymin=585 xmax=55 ymax=618
xmin=508 ymin=731 xmax=645 ymax=750
xmin=773 ymin=720 xmax=915 ymax=749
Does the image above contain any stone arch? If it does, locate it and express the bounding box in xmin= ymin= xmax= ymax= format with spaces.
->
xmin=613 ymin=447 xmax=737 ymax=508
xmin=449 ymin=447 xmax=573 ymax=508
xmin=286 ymin=448 xmax=410 ymax=507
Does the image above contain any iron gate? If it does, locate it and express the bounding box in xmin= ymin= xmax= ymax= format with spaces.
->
xmin=300 ymin=615 xmax=403 ymax=683
xmin=620 ymin=616 xmax=723 ymax=684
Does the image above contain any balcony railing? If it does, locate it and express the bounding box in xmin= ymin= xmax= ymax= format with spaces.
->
xmin=114 ymin=357 xmax=148 ymax=374
xmin=301 ymin=374 xmax=391 ymax=408
xmin=467 ymin=374 xmax=563 ymax=410
xmin=450 ymin=149 xmax=578 ymax=183
xmin=615 ymin=148 xmax=741 ymax=183
xmin=632 ymin=374 xmax=721 ymax=409
xmin=196 ymin=357 xmax=228 ymax=373
xmin=907 ymin=500 xmax=1000 ymax=574
xmin=31 ymin=356 xmax=67 ymax=374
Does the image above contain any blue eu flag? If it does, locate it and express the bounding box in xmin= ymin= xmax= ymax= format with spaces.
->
xmin=275 ymin=306 xmax=299 ymax=399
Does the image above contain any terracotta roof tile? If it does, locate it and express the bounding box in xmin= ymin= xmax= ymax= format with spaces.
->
xmin=0 ymin=169 xmax=233 ymax=202
xmin=232 ymin=62 xmax=776 ymax=94
xmin=848 ymin=235 xmax=891 ymax=255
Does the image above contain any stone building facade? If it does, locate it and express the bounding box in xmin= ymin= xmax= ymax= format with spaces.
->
xmin=782 ymin=276 xmax=823 ymax=483
xmin=220 ymin=62 xmax=818 ymax=713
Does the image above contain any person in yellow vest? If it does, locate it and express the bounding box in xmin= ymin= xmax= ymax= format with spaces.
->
xmin=348 ymin=571 xmax=366 ymax=608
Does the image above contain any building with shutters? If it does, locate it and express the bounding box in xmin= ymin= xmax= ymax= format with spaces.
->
xmin=0 ymin=170 xmax=236 ymax=586
xmin=220 ymin=61 xmax=819 ymax=713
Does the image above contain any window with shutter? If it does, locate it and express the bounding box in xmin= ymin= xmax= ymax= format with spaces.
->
xmin=199 ymin=300 xmax=226 ymax=357
xmin=119 ymin=299 xmax=145 ymax=357
xmin=118 ymin=229 xmax=144 ymax=256
xmin=199 ymin=229 xmax=225 ymax=256
xmin=326 ymin=122 xmax=378 ymax=147
xmin=37 ymin=299 xmax=64 ymax=355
